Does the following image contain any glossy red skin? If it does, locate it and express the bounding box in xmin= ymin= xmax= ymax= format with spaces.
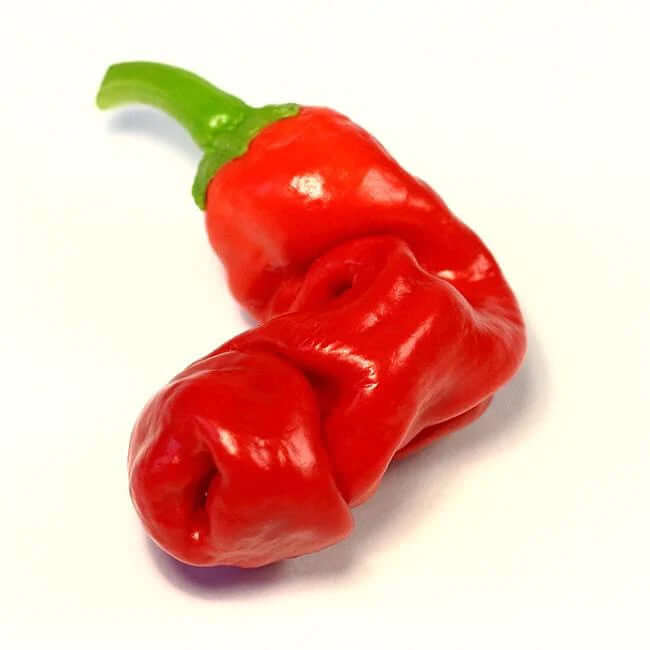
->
xmin=129 ymin=351 xmax=352 ymax=566
xmin=128 ymin=107 xmax=526 ymax=567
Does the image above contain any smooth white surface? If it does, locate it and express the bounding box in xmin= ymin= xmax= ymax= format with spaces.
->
xmin=1 ymin=1 xmax=649 ymax=647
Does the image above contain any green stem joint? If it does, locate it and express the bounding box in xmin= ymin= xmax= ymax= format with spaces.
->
xmin=96 ymin=62 xmax=299 ymax=209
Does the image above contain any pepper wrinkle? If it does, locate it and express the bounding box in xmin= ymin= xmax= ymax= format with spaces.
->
xmin=98 ymin=62 xmax=526 ymax=568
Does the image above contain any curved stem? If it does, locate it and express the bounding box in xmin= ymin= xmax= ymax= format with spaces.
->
xmin=97 ymin=61 xmax=299 ymax=208
xmin=96 ymin=61 xmax=252 ymax=151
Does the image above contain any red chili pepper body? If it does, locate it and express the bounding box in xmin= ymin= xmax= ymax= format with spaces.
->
xmin=99 ymin=63 xmax=526 ymax=567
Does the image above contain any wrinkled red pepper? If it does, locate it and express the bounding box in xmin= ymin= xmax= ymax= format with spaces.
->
xmin=98 ymin=62 xmax=526 ymax=567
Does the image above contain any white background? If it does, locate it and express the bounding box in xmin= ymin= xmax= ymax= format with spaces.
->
xmin=1 ymin=1 xmax=648 ymax=647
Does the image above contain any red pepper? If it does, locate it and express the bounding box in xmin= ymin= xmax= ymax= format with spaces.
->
xmin=98 ymin=62 xmax=526 ymax=567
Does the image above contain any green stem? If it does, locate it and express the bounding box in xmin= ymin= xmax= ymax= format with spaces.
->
xmin=96 ymin=62 xmax=299 ymax=208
